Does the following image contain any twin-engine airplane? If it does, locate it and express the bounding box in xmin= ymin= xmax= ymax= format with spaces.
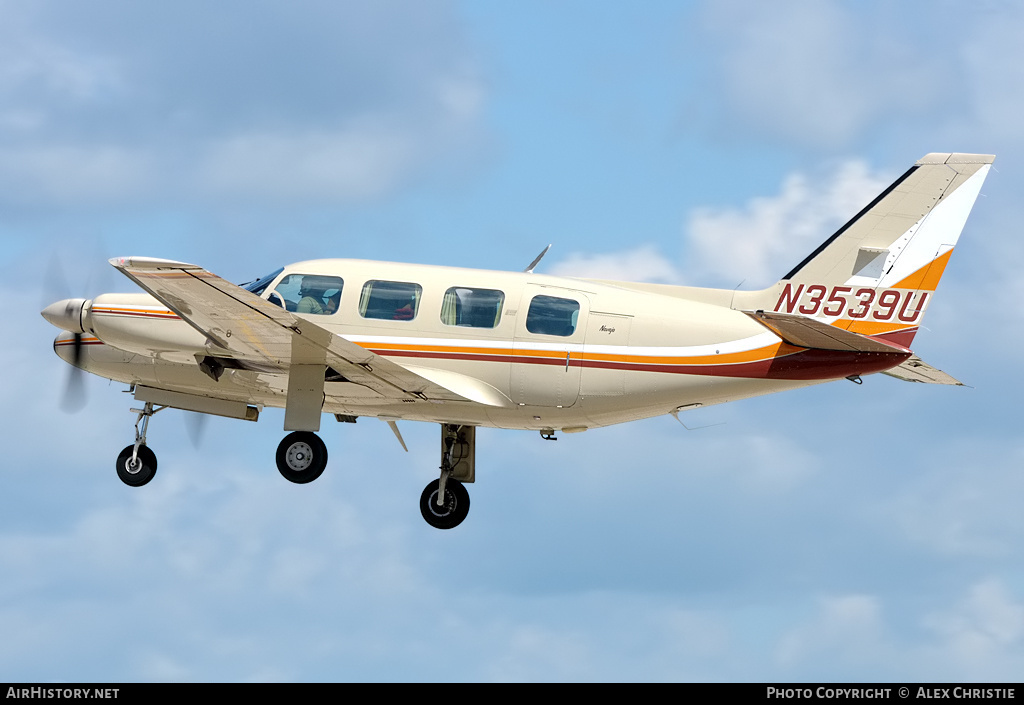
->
xmin=42 ymin=153 xmax=992 ymax=529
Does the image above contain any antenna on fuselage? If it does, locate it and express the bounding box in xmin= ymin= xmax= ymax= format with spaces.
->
xmin=669 ymin=405 xmax=726 ymax=431
xmin=523 ymin=244 xmax=552 ymax=274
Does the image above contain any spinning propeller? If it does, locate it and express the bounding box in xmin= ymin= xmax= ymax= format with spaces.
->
xmin=41 ymin=252 xmax=108 ymax=413
xmin=41 ymin=296 xmax=90 ymax=412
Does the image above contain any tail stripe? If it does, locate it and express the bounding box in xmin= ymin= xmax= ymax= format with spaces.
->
xmin=890 ymin=249 xmax=954 ymax=292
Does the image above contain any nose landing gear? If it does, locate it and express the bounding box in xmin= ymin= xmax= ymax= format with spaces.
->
xmin=116 ymin=445 xmax=157 ymax=486
xmin=115 ymin=401 xmax=163 ymax=487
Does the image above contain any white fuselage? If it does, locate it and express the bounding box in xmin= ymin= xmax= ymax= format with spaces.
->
xmin=55 ymin=258 xmax=896 ymax=433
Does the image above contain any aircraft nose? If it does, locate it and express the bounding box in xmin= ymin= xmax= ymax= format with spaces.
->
xmin=41 ymin=298 xmax=88 ymax=334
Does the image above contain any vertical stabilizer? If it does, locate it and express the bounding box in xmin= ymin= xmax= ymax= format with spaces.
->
xmin=737 ymin=153 xmax=993 ymax=349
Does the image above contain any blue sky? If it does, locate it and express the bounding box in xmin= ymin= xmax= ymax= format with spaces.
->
xmin=4 ymin=0 xmax=1024 ymax=681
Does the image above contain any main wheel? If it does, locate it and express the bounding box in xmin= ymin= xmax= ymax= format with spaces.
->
xmin=116 ymin=445 xmax=158 ymax=487
xmin=276 ymin=432 xmax=328 ymax=484
xmin=419 ymin=478 xmax=470 ymax=530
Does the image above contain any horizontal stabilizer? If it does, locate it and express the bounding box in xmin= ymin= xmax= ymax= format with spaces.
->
xmin=745 ymin=310 xmax=909 ymax=353
xmin=881 ymin=355 xmax=964 ymax=385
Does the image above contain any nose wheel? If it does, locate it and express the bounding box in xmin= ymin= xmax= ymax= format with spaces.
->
xmin=276 ymin=431 xmax=328 ymax=484
xmin=116 ymin=444 xmax=157 ymax=486
xmin=115 ymin=401 xmax=163 ymax=487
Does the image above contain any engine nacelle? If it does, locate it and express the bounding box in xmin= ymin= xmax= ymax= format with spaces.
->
xmin=85 ymin=293 xmax=209 ymax=362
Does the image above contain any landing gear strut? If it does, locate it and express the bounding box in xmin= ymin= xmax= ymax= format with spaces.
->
xmin=116 ymin=401 xmax=162 ymax=487
xmin=420 ymin=424 xmax=475 ymax=530
xmin=276 ymin=431 xmax=328 ymax=484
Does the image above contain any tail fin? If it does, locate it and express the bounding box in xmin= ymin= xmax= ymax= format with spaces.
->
xmin=738 ymin=153 xmax=993 ymax=349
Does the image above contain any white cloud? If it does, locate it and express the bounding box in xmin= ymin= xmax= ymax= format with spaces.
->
xmin=550 ymin=160 xmax=892 ymax=289
xmin=0 ymin=1 xmax=486 ymax=207
xmin=699 ymin=0 xmax=945 ymax=148
xmin=552 ymin=159 xmax=897 ymax=288
xmin=685 ymin=160 xmax=892 ymax=287
xmin=0 ymin=31 xmax=123 ymax=104
xmin=199 ymin=124 xmax=418 ymax=202
xmin=550 ymin=244 xmax=681 ymax=283
xmin=0 ymin=145 xmax=154 ymax=204
xmin=930 ymin=578 xmax=1024 ymax=649
xmin=959 ymin=9 xmax=1024 ymax=146
xmin=777 ymin=594 xmax=887 ymax=669
xmin=919 ymin=578 xmax=1024 ymax=679
xmin=863 ymin=433 xmax=1024 ymax=560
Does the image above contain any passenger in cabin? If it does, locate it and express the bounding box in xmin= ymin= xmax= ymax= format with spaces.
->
xmin=326 ymin=290 xmax=341 ymax=314
xmin=359 ymin=280 xmax=421 ymax=321
xmin=393 ymin=298 xmax=415 ymax=320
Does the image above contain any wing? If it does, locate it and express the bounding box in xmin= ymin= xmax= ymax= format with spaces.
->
xmin=108 ymin=256 xmax=482 ymax=407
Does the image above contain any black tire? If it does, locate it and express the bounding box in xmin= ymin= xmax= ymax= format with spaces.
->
xmin=419 ymin=478 xmax=470 ymax=530
xmin=116 ymin=445 xmax=157 ymax=487
xmin=275 ymin=432 xmax=328 ymax=484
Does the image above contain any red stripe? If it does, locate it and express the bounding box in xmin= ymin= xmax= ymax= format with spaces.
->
xmin=92 ymin=309 xmax=178 ymax=320
xmin=371 ymin=347 xmax=909 ymax=380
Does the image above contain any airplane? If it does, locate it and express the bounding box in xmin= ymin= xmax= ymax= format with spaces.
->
xmin=41 ymin=152 xmax=992 ymax=529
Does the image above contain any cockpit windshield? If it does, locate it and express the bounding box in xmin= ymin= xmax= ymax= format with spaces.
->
xmin=239 ymin=267 xmax=284 ymax=296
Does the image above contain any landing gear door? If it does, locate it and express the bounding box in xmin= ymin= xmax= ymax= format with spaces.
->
xmin=510 ymin=285 xmax=589 ymax=408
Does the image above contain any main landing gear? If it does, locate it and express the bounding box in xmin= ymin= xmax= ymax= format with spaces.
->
xmin=420 ymin=477 xmax=469 ymax=530
xmin=115 ymin=401 xmax=163 ymax=487
xmin=419 ymin=424 xmax=476 ymax=530
xmin=275 ymin=431 xmax=328 ymax=484
xmin=113 ymin=405 xmax=478 ymax=532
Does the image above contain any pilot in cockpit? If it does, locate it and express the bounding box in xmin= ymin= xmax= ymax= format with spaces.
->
xmin=296 ymin=278 xmax=335 ymax=315
xmin=296 ymin=282 xmax=324 ymax=314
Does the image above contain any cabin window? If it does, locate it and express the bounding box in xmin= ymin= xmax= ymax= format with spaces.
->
xmin=441 ymin=287 xmax=504 ymax=328
xmin=359 ymin=280 xmax=422 ymax=321
xmin=526 ymin=295 xmax=580 ymax=336
xmin=271 ymin=274 xmax=344 ymax=315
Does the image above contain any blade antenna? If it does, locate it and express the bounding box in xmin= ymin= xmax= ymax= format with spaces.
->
xmin=384 ymin=419 xmax=409 ymax=452
xmin=669 ymin=408 xmax=725 ymax=431
xmin=524 ymin=244 xmax=552 ymax=274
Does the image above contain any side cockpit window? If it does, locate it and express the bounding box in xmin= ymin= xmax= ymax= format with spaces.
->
xmin=526 ymin=295 xmax=579 ymax=336
xmin=241 ymin=267 xmax=284 ymax=296
xmin=272 ymin=274 xmax=344 ymax=315
xmin=441 ymin=287 xmax=504 ymax=328
xmin=360 ymin=280 xmax=422 ymax=321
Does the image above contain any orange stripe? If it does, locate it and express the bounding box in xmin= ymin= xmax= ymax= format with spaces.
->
xmin=579 ymin=342 xmax=800 ymax=365
xmin=832 ymin=320 xmax=917 ymax=336
xmin=356 ymin=340 xmax=802 ymax=367
xmin=93 ymin=306 xmax=177 ymax=316
xmin=891 ymin=249 xmax=953 ymax=291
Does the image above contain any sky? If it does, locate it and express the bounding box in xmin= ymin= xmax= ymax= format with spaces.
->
xmin=3 ymin=0 xmax=1024 ymax=682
